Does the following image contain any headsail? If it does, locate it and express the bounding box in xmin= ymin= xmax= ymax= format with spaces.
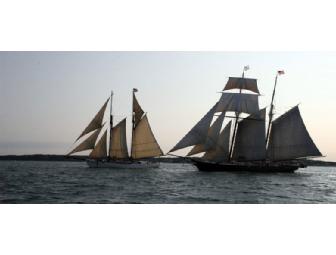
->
xmin=68 ymin=127 xmax=102 ymax=155
xmin=110 ymin=118 xmax=129 ymax=159
xmin=90 ymin=130 xmax=107 ymax=159
xmin=203 ymin=121 xmax=232 ymax=162
xmin=187 ymin=112 xmax=226 ymax=156
xmin=232 ymin=108 xmax=266 ymax=161
xmin=216 ymin=92 xmax=259 ymax=115
xmin=169 ymin=103 xmax=218 ymax=152
xmin=76 ymin=98 xmax=109 ymax=141
xmin=131 ymin=115 xmax=163 ymax=159
xmin=267 ymin=106 xmax=322 ymax=161
xmin=223 ymin=77 xmax=260 ymax=94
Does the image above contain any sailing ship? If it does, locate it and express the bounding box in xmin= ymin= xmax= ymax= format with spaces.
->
xmin=169 ymin=67 xmax=322 ymax=172
xmin=67 ymin=89 xmax=164 ymax=168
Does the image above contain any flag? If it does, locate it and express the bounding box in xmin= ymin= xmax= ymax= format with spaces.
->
xmin=244 ymin=65 xmax=250 ymax=71
xmin=133 ymin=88 xmax=138 ymax=92
xmin=278 ymin=70 xmax=285 ymax=75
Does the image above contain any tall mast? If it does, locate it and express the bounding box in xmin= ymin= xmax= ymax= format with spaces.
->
xmin=130 ymin=89 xmax=135 ymax=159
xmin=228 ymin=66 xmax=248 ymax=161
xmin=266 ymin=71 xmax=283 ymax=147
xmin=108 ymin=90 xmax=114 ymax=158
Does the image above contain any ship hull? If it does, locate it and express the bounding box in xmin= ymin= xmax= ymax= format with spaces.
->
xmin=192 ymin=159 xmax=302 ymax=173
xmin=86 ymin=159 xmax=160 ymax=169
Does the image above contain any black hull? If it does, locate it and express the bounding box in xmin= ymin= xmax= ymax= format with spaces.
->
xmin=192 ymin=159 xmax=302 ymax=173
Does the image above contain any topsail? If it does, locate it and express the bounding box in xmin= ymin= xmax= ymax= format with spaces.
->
xmin=133 ymin=94 xmax=145 ymax=127
xmin=216 ymin=92 xmax=259 ymax=115
xmin=223 ymin=77 xmax=260 ymax=94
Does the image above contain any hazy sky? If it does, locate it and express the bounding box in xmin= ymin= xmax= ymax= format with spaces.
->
xmin=0 ymin=52 xmax=335 ymax=160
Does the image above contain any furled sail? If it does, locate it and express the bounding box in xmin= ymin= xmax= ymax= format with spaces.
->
xmin=267 ymin=106 xmax=322 ymax=161
xmin=232 ymin=108 xmax=266 ymax=161
xmin=203 ymin=121 xmax=232 ymax=162
xmin=68 ymin=127 xmax=102 ymax=155
xmin=110 ymin=118 xmax=129 ymax=159
xmin=223 ymin=77 xmax=260 ymax=94
xmin=131 ymin=115 xmax=163 ymax=159
xmin=216 ymin=92 xmax=259 ymax=115
xmin=133 ymin=94 xmax=145 ymax=127
xmin=89 ymin=130 xmax=107 ymax=159
xmin=169 ymin=103 xmax=218 ymax=152
xmin=76 ymin=98 xmax=109 ymax=141
xmin=187 ymin=112 xmax=226 ymax=156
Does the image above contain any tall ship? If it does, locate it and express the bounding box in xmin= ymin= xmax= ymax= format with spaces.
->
xmin=68 ymin=89 xmax=163 ymax=168
xmin=169 ymin=67 xmax=322 ymax=172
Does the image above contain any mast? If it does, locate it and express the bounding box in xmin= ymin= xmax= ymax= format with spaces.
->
xmin=131 ymin=89 xmax=136 ymax=159
xmin=109 ymin=91 xmax=114 ymax=158
xmin=266 ymin=70 xmax=284 ymax=147
xmin=228 ymin=66 xmax=247 ymax=161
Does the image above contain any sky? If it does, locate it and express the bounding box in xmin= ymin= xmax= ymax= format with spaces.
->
xmin=0 ymin=51 xmax=335 ymax=161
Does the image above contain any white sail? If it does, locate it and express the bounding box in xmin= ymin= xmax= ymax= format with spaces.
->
xmin=110 ymin=118 xmax=129 ymax=159
xmin=223 ymin=77 xmax=260 ymax=94
xmin=76 ymin=98 xmax=109 ymax=141
xmin=267 ymin=106 xmax=322 ymax=161
xmin=68 ymin=127 xmax=102 ymax=155
xmin=216 ymin=92 xmax=259 ymax=115
xmin=169 ymin=103 xmax=218 ymax=152
xmin=232 ymin=108 xmax=266 ymax=161
xmin=203 ymin=121 xmax=232 ymax=162
xmin=131 ymin=115 xmax=163 ymax=159
xmin=133 ymin=93 xmax=145 ymax=127
xmin=90 ymin=130 xmax=107 ymax=159
xmin=187 ymin=112 xmax=226 ymax=156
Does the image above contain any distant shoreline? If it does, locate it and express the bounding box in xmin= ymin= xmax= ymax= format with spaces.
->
xmin=0 ymin=154 xmax=335 ymax=167
xmin=0 ymin=154 xmax=189 ymax=164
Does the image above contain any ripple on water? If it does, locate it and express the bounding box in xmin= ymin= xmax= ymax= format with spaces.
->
xmin=1 ymin=161 xmax=336 ymax=203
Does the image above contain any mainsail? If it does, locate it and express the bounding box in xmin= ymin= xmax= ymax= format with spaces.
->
xmin=232 ymin=108 xmax=266 ymax=161
xmin=187 ymin=112 xmax=226 ymax=156
xmin=90 ymin=130 xmax=107 ymax=159
xmin=110 ymin=118 xmax=129 ymax=159
xmin=203 ymin=121 xmax=232 ymax=162
xmin=216 ymin=92 xmax=259 ymax=115
xmin=267 ymin=106 xmax=322 ymax=161
xmin=76 ymin=98 xmax=109 ymax=141
xmin=68 ymin=127 xmax=102 ymax=155
xmin=131 ymin=115 xmax=163 ymax=159
xmin=169 ymin=103 xmax=218 ymax=152
xmin=223 ymin=77 xmax=260 ymax=94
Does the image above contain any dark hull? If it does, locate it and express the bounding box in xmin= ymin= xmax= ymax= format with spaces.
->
xmin=192 ymin=159 xmax=302 ymax=173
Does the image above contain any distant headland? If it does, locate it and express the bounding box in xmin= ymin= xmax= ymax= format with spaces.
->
xmin=0 ymin=154 xmax=335 ymax=167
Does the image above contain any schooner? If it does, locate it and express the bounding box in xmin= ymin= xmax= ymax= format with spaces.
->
xmin=67 ymin=89 xmax=163 ymax=168
xmin=169 ymin=67 xmax=322 ymax=172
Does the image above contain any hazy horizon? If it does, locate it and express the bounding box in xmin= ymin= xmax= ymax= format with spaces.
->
xmin=1 ymin=52 xmax=335 ymax=161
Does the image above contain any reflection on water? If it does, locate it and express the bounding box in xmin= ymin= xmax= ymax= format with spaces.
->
xmin=0 ymin=161 xmax=336 ymax=203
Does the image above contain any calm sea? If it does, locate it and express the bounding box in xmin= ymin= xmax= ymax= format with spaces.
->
xmin=1 ymin=160 xmax=336 ymax=203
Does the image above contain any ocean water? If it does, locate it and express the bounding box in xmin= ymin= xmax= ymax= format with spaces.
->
xmin=0 ymin=160 xmax=336 ymax=203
